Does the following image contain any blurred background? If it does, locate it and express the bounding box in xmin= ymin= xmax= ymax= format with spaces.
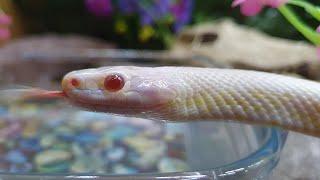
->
xmin=0 ymin=1 xmax=319 ymax=179
xmin=6 ymin=0 xmax=319 ymax=48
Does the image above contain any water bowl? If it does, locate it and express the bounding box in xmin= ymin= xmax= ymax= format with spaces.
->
xmin=0 ymin=99 xmax=287 ymax=180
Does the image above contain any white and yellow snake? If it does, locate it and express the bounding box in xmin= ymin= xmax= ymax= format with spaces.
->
xmin=61 ymin=66 xmax=320 ymax=137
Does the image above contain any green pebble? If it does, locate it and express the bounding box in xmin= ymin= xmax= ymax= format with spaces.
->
xmin=52 ymin=143 xmax=70 ymax=150
xmin=34 ymin=150 xmax=72 ymax=167
xmin=158 ymin=157 xmax=189 ymax=173
xmin=71 ymin=144 xmax=85 ymax=157
xmin=37 ymin=162 xmax=70 ymax=173
xmin=70 ymin=158 xmax=90 ymax=173
xmin=112 ymin=164 xmax=137 ymax=174
xmin=98 ymin=135 xmax=113 ymax=149
xmin=133 ymin=142 xmax=166 ymax=169
xmin=70 ymin=157 xmax=107 ymax=173
xmin=124 ymin=136 xmax=163 ymax=154
xmin=40 ymin=135 xmax=57 ymax=148
xmin=5 ymin=140 xmax=15 ymax=149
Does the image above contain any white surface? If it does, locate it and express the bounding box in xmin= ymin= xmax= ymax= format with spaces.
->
xmin=273 ymin=132 xmax=320 ymax=179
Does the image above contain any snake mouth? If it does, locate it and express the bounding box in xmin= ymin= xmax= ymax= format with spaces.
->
xmin=68 ymin=97 xmax=168 ymax=118
xmin=66 ymin=89 xmax=167 ymax=110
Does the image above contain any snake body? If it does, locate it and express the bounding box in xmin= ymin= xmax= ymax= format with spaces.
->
xmin=62 ymin=66 xmax=320 ymax=137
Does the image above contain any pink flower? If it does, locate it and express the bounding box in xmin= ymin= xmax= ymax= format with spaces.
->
xmin=0 ymin=14 xmax=11 ymax=25
xmin=0 ymin=29 xmax=10 ymax=40
xmin=232 ymin=0 xmax=287 ymax=16
xmin=0 ymin=13 xmax=12 ymax=40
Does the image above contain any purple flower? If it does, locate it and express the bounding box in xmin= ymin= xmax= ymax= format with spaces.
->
xmin=170 ymin=0 xmax=193 ymax=32
xmin=138 ymin=0 xmax=171 ymax=25
xmin=117 ymin=0 xmax=171 ymax=25
xmin=85 ymin=0 xmax=194 ymax=34
xmin=117 ymin=0 xmax=139 ymax=14
xmin=85 ymin=0 xmax=113 ymax=17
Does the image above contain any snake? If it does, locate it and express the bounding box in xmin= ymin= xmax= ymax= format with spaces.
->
xmin=60 ymin=66 xmax=320 ymax=137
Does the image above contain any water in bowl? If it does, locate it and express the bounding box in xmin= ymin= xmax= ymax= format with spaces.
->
xmin=0 ymin=99 xmax=286 ymax=179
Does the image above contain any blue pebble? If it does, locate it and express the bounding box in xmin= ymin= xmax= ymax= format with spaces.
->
xmin=106 ymin=126 xmax=137 ymax=140
xmin=0 ymin=107 xmax=7 ymax=115
xmin=19 ymin=138 xmax=42 ymax=152
xmin=46 ymin=118 xmax=64 ymax=128
xmin=75 ymin=132 xmax=99 ymax=145
xmin=107 ymin=147 xmax=126 ymax=162
xmin=9 ymin=163 xmax=32 ymax=173
xmin=5 ymin=150 xmax=27 ymax=164
xmin=127 ymin=151 xmax=140 ymax=164
xmin=123 ymin=167 xmax=138 ymax=174
xmin=57 ymin=133 xmax=74 ymax=142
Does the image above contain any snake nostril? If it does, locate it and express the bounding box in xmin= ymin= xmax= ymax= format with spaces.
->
xmin=71 ymin=78 xmax=80 ymax=87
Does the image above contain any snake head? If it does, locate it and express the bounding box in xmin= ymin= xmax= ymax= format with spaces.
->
xmin=62 ymin=66 xmax=177 ymax=114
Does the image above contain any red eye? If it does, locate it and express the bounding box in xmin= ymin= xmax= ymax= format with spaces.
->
xmin=71 ymin=78 xmax=80 ymax=87
xmin=104 ymin=74 xmax=125 ymax=92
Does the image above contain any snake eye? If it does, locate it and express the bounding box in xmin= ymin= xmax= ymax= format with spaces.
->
xmin=104 ymin=74 xmax=125 ymax=92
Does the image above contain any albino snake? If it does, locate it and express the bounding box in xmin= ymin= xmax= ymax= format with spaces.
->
xmin=61 ymin=66 xmax=320 ymax=137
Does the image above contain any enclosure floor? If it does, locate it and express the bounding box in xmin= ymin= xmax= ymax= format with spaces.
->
xmin=273 ymin=132 xmax=320 ymax=179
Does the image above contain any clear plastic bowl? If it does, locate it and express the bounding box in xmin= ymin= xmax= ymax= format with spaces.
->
xmin=0 ymin=49 xmax=288 ymax=179
xmin=0 ymin=100 xmax=287 ymax=180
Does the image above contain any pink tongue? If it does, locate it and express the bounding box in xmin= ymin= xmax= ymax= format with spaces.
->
xmin=24 ymin=89 xmax=66 ymax=100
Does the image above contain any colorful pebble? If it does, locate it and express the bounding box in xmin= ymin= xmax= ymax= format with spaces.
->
xmin=0 ymin=101 xmax=189 ymax=174
xmin=158 ymin=157 xmax=189 ymax=173
xmin=5 ymin=150 xmax=27 ymax=164
xmin=34 ymin=150 xmax=72 ymax=167
xmin=106 ymin=147 xmax=126 ymax=162
xmin=112 ymin=164 xmax=138 ymax=174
